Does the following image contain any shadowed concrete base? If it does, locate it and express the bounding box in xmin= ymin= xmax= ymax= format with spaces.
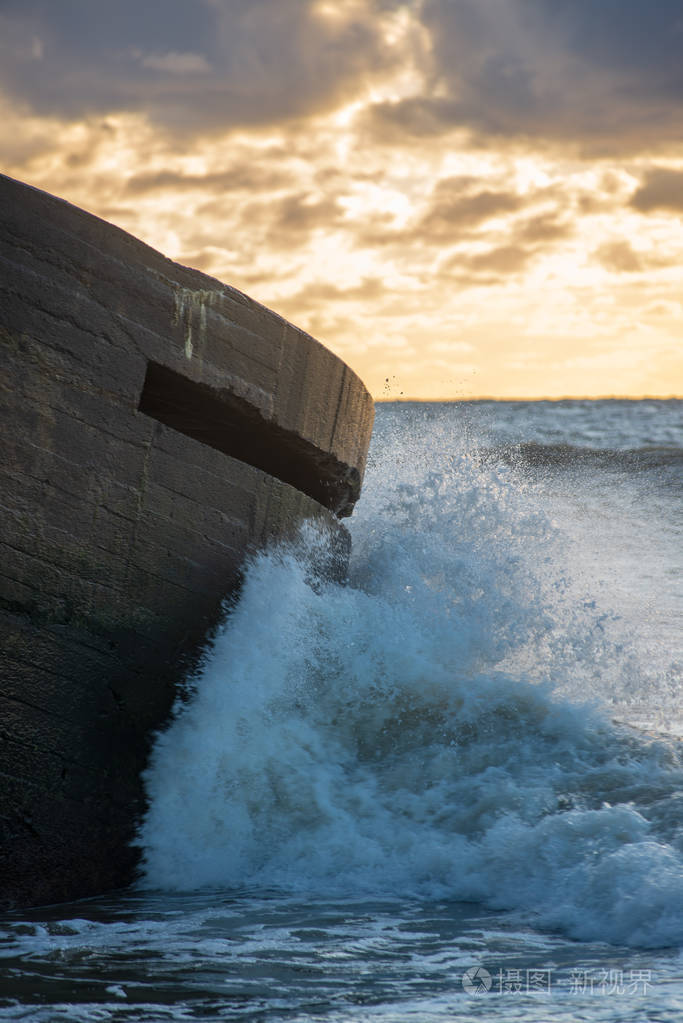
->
xmin=0 ymin=174 xmax=374 ymax=909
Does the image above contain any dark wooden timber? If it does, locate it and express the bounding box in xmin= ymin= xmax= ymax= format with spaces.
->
xmin=0 ymin=174 xmax=374 ymax=909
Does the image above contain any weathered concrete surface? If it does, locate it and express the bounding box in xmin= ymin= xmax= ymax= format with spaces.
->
xmin=0 ymin=173 xmax=374 ymax=909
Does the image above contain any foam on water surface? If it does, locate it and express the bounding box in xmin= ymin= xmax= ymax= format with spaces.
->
xmin=138 ymin=402 xmax=683 ymax=950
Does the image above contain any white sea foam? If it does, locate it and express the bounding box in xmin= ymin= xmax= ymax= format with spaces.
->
xmin=138 ymin=403 xmax=683 ymax=948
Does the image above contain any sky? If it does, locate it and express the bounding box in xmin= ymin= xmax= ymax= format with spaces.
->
xmin=1 ymin=0 xmax=682 ymax=399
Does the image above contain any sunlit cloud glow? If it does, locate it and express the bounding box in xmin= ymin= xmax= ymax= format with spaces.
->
xmin=1 ymin=0 xmax=681 ymax=398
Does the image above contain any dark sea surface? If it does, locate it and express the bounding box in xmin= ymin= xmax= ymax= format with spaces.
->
xmin=1 ymin=399 xmax=682 ymax=1021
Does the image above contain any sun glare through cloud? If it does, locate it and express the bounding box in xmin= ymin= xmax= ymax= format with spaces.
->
xmin=0 ymin=0 xmax=681 ymax=397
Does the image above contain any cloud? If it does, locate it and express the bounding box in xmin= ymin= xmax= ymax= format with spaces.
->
xmin=2 ymin=2 xmax=680 ymax=399
xmin=207 ymin=191 xmax=345 ymax=251
xmin=137 ymin=51 xmax=212 ymax=75
xmin=419 ymin=180 xmax=524 ymax=235
xmin=270 ymin=193 xmax=343 ymax=234
xmin=361 ymin=96 xmax=461 ymax=142
xmin=124 ymin=166 xmax=291 ymax=195
xmin=593 ymin=241 xmax=645 ymax=274
xmin=445 ymin=243 xmax=537 ymax=281
xmin=273 ymin=276 xmax=387 ymax=315
xmin=374 ymin=0 xmax=683 ymax=150
xmin=515 ymin=213 xmax=572 ymax=243
xmin=432 ymin=203 xmax=574 ymax=284
xmin=592 ymin=240 xmax=677 ymax=274
xmin=4 ymin=0 xmax=681 ymax=154
xmin=0 ymin=0 xmax=392 ymax=132
xmin=353 ymin=176 xmax=572 ymax=267
xmin=630 ymin=168 xmax=683 ymax=214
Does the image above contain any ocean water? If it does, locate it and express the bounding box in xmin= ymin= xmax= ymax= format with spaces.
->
xmin=1 ymin=399 xmax=681 ymax=1021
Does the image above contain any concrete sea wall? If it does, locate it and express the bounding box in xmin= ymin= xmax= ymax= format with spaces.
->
xmin=0 ymin=174 xmax=374 ymax=908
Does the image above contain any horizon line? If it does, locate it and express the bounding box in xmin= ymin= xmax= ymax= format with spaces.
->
xmin=373 ymin=394 xmax=682 ymax=403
